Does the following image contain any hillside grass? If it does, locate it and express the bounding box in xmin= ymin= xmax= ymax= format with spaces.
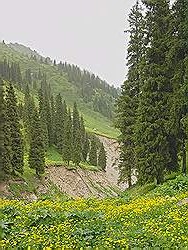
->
xmin=1 ymin=176 xmax=188 ymax=249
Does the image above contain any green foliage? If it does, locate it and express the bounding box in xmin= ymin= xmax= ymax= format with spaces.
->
xmin=152 ymin=175 xmax=188 ymax=196
xmin=117 ymin=0 xmax=188 ymax=186
xmin=0 ymin=42 xmax=118 ymax=139
xmin=82 ymin=133 xmax=90 ymax=161
xmin=0 ymin=79 xmax=12 ymax=178
xmin=72 ymin=103 xmax=82 ymax=165
xmin=98 ymin=143 xmax=107 ymax=170
xmin=58 ymin=62 xmax=118 ymax=118
xmin=89 ymin=139 xmax=98 ymax=166
xmin=116 ymin=1 xmax=145 ymax=187
xmin=28 ymin=108 xmax=45 ymax=177
xmin=54 ymin=94 xmax=63 ymax=152
xmin=62 ymin=108 xmax=72 ymax=164
xmin=6 ymin=82 xmax=24 ymax=174
xmin=1 ymin=176 xmax=188 ymax=249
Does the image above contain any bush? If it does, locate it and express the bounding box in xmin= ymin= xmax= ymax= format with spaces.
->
xmin=153 ymin=175 xmax=188 ymax=196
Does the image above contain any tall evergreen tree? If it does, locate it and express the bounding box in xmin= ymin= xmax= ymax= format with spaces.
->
xmin=169 ymin=0 xmax=188 ymax=175
xmin=72 ymin=102 xmax=82 ymax=165
xmin=38 ymin=88 xmax=49 ymax=150
xmin=89 ymin=139 xmax=97 ymax=166
xmin=0 ymin=79 xmax=12 ymax=177
xmin=80 ymin=115 xmax=86 ymax=148
xmin=116 ymin=0 xmax=145 ymax=187
xmin=28 ymin=107 xmax=45 ymax=177
xmin=136 ymin=0 xmax=172 ymax=184
xmin=6 ymin=82 xmax=24 ymax=174
xmin=98 ymin=143 xmax=107 ymax=171
xmin=62 ymin=100 xmax=68 ymax=147
xmin=55 ymin=94 xmax=64 ymax=152
xmin=62 ymin=108 xmax=72 ymax=165
xmin=82 ymin=133 xmax=90 ymax=162
xmin=24 ymin=84 xmax=35 ymax=148
xmin=50 ymin=95 xmax=56 ymax=145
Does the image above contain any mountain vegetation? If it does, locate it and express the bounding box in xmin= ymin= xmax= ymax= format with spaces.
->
xmin=0 ymin=42 xmax=119 ymax=138
xmin=0 ymin=49 xmax=108 ymax=180
xmin=0 ymin=0 xmax=188 ymax=248
xmin=116 ymin=0 xmax=188 ymax=187
xmin=1 ymin=175 xmax=188 ymax=248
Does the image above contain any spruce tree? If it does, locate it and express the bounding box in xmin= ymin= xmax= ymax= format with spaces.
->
xmin=0 ymin=79 xmax=12 ymax=177
xmin=98 ymin=143 xmax=107 ymax=171
xmin=62 ymin=100 xmax=68 ymax=147
xmin=116 ymin=0 xmax=145 ymax=187
xmin=6 ymin=82 xmax=24 ymax=174
xmin=136 ymin=0 xmax=172 ymax=184
xmin=82 ymin=133 xmax=90 ymax=162
xmin=62 ymin=108 xmax=72 ymax=165
xmin=169 ymin=0 xmax=188 ymax=175
xmin=89 ymin=139 xmax=97 ymax=166
xmin=80 ymin=115 xmax=86 ymax=148
xmin=72 ymin=102 xmax=82 ymax=165
xmin=55 ymin=94 xmax=64 ymax=152
xmin=28 ymin=107 xmax=45 ymax=177
xmin=2 ymin=106 xmax=13 ymax=176
xmin=50 ymin=95 xmax=56 ymax=145
xmin=24 ymin=84 xmax=35 ymax=148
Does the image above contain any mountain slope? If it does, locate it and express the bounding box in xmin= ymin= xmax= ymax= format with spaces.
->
xmin=0 ymin=42 xmax=119 ymax=138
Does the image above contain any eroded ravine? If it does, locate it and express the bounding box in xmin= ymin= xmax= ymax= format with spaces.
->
xmin=45 ymin=136 xmax=125 ymax=198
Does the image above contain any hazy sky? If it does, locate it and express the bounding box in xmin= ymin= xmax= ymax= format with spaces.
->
xmin=0 ymin=0 xmax=136 ymax=86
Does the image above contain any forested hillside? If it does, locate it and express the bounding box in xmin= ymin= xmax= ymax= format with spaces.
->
xmin=0 ymin=42 xmax=119 ymax=138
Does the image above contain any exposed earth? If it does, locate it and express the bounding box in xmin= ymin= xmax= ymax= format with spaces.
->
xmin=0 ymin=136 xmax=129 ymax=199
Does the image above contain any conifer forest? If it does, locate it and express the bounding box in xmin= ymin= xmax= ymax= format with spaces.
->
xmin=0 ymin=0 xmax=188 ymax=249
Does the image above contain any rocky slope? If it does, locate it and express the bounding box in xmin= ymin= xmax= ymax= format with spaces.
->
xmin=45 ymin=136 xmax=123 ymax=198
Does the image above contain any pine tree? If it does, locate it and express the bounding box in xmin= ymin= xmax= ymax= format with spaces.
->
xmin=55 ymin=94 xmax=64 ymax=152
xmin=82 ymin=133 xmax=90 ymax=162
xmin=62 ymin=108 xmax=72 ymax=165
xmin=182 ymin=57 xmax=188 ymax=175
xmin=62 ymin=100 xmax=68 ymax=147
xmin=2 ymin=106 xmax=13 ymax=176
xmin=24 ymin=84 xmax=35 ymax=148
xmin=50 ymin=95 xmax=56 ymax=145
xmin=38 ymin=87 xmax=49 ymax=150
xmin=136 ymin=0 xmax=172 ymax=184
xmin=116 ymin=0 xmax=145 ymax=187
xmin=28 ymin=107 xmax=45 ymax=177
xmin=80 ymin=115 xmax=86 ymax=147
xmin=0 ymin=79 xmax=12 ymax=177
xmin=98 ymin=143 xmax=107 ymax=171
xmin=89 ymin=139 xmax=97 ymax=166
xmin=6 ymin=82 xmax=24 ymax=174
xmin=72 ymin=102 xmax=82 ymax=165
xmin=169 ymin=0 xmax=188 ymax=175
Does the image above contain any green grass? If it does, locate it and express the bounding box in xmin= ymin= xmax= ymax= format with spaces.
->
xmin=8 ymin=159 xmax=38 ymax=198
xmin=46 ymin=146 xmax=100 ymax=171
